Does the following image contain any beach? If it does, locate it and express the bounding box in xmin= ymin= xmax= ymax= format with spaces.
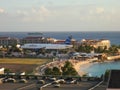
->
xmin=69 ymin=59 xmax=91 ymax=76
xmin=71 ymin=56 xmax=120 ymax=77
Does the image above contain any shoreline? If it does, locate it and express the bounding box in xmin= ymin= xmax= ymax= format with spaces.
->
xmin=70 ymin=55 xmax=120 ymax=77
xmin=69 ymin=59 xmax=91 ymax=76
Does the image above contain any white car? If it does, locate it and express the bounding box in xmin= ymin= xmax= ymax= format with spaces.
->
xmin=37 ymin=80 xmax=45 ymax=84
xmin=54 ymin=83 xmax=60 ymax=88
xmin=19 ymin=79 xmax=28 ymax=83
xmin=5 ymin=78 xmax=16 ymax=83
xmin=66 ymin=80 xmax=76 ymax=84
xmin=49 ymin=77 xmax=56 ymax=81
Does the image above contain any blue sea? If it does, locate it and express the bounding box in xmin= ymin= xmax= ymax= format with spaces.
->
xmin=0 ymin=31 xmax=120 ymax=45
xmin=80 ymin=61 xmax=120 ymax=77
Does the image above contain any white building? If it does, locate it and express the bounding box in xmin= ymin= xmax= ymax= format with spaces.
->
xmin=21 ymin=43 xmax=73 ymax=50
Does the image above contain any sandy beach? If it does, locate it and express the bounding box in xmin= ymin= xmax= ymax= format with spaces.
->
xmin=69 ymin=59 xmax=91 ymax=76
xmin=70 ymin=56 xmax=120 ymax=77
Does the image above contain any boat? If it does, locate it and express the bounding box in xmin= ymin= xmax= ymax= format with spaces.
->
xmin=28 ymin=32 xmax=43 ymax=35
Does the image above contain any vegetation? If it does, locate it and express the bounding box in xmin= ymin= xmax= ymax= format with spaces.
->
xmin=52 ymin=67 xmax=62 ymax=75
xmin=0 ymin=58 xmax=51 ymax=65
xmin=45 ymin=67 xmax=62 ymax=75
xmin=8 ymin=45 xmax=22 ymax=52
xmin=76 ymin=45 xmax=94 ymax=53
xmin=45 ymin=68 xmax=53 ymax=75
xmin=4 ymin=68 xmax=12 ymax=73
xmin=76 ymin=44 xmax=120 ymax=55
xmin=107 ymin=45 xmax=119 ymax=55
xmin=44 ymin=61 xmax=78 ymax=76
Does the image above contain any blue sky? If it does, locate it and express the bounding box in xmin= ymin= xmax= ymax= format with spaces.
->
xmin=0 ymin=0 xmax=120 ymax=32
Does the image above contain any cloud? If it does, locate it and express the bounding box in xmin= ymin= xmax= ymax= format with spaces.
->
xmin=39 ymin=6 xmax=50 ymax=17
xmin=89 ymin=7 xmax=105 ymax=15
xmin=17 ymin=10 xmax=28 ymax=16
xmin=16 ymin=6 xmax=51 ymax=22
xmin=0 ymin=8 xmax=5 ymax=14
xmin=96 ymin=7 xmax=104 ymax=14
xmin=0 ymin=4 xmax=120 ymax=32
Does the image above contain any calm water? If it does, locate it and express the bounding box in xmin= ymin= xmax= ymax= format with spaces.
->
xmin=0 ymin=31 xmax=120 ymax=45
xmin=80 ymin=61 xmax=120 ymax=77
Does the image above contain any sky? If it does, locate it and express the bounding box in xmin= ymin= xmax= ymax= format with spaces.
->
xmin=0 ymin=0 xmax=120 ymax=32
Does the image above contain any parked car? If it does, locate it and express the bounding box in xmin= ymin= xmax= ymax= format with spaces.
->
xmin=52 ymin=81 xmax=59 ymax=84
xmin=65 ymin=77 xmax=77 ymax=84
xmin=37 ymin=80 xmax=45 ymax=84
xmin=19 ymin=79 xmax=28 ymax=83
xmin=54 ymin=83 xmax=60 ymax=88
xmin=4 ymin=78 xmax=16 ymax=83
xmin=49 ymin=77 xmax=56 ymax=81
xmin=59 ymin=79 xmax=66 ymax=84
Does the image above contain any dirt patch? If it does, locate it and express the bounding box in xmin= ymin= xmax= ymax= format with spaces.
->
xmin=0 ymin=63 xmax=37 ymax=73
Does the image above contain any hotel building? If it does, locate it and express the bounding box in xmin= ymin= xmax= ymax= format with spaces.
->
xmin=81 ymin=39 xmax=111 ymax=49
xmin=0 ymin=37 xmax=19 ymax=46
xmin=20 ymin=37 xmax=56 ymax=44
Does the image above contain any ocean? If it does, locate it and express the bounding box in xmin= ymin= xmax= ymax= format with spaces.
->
xmin=0 ymin=31 xmax=120 ymax=45
xmin=80 ymin=61 xmax=120 ymax=77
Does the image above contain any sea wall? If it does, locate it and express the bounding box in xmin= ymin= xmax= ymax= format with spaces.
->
xmin=107 ymin=55 xmax=120 ymax=60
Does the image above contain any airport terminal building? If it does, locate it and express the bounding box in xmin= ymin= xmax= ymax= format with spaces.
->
xmin=21 ymin=43 xmax=73 ymax=50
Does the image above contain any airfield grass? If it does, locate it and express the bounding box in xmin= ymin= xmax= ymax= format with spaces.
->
xmin=0 ymin=58 xmax=52 ymax=73
xmin=0 ymin=58 xmax=51 ymax=65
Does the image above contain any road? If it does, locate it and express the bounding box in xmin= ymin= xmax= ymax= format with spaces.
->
xmin=43 ymin=81 xmax=98 ymax=90
xmin=0 ymin=81 xmax=99 ymax=90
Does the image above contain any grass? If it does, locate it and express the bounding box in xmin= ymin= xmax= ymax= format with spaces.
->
xmin=0 ymin=58 xmax=51 ymax=65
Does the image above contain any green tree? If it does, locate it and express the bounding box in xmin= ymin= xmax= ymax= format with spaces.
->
xmin=44 ymin=61 xmax=78 ymax=76
xmin=95 ymin=46 xmax=104 ymax=53
xmin=44 ymin=68 xmax=53 ymax=75
xmin=8 ymin=45 xmax=21 ymax=53
xmin=4 ymin=68 xmax=12 ymax=73
xmin=52 ymin=67 xmax=61 ymax=75
xmin=62 ymin=61 xmax=78 ymax=76
xmin=108 ymin=45 xmax=118 ymax=55
xmin=76 ymin=45 xmax=94 ymax=53
xmin=64 ymin=61 xmax=73 ymax=68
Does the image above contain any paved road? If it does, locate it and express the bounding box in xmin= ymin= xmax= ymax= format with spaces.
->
xmin=0 ymin=83 xmax=30 ymax=90
xmin=0 ymin=80 xmax=38 ymax=90
xmin=43 ymin=81 xmax=98 ymax=90
xmin=0 ymin=81 xmax=99 ymax=90
xmin=92 ymin=82 xmax=107 ymax=90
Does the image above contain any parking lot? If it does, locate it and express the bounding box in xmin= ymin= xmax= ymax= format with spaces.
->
xmin=0 ymin=83 xmax=30 ymax=90
xmin=4 ymin=82 xmax=98 ymax=90
xmin=0 ymin=81 xmax=99 ymax=90
xmin=43 ymin=81 xmax=98 ymax=90
xmin=0 ymin=79 xmax=38 ymax=90
xmin=0 ymin=76 xmax=101 ymax=90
